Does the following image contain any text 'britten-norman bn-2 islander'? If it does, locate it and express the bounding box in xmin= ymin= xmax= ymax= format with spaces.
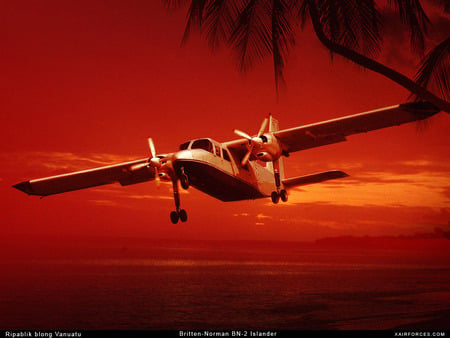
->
xmin=13 ymin=102 xmax=442 ymax=224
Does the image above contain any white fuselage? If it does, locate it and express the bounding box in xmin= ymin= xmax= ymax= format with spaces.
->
xmin=171 ymin=142 xmax=277 ymax=202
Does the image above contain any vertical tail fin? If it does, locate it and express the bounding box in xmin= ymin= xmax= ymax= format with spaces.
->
xmin=267 ymin=114 xmax=285 ymax=181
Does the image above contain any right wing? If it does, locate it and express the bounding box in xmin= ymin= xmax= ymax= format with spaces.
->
xmin=224 ymin=102 xmax=439 ymax=158
xmin=13 ymin=158 xmax=154 ymax=197
xmin=274 ymin=102 xmax=439 ymax=153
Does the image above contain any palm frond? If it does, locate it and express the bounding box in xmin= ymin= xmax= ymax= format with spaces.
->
xmin=315 ymin=0 xmax=382 ymax=58
xmin=161 ymin=0 xmax=191 ymax=9
xmin=355 ymin=0 xmax=383 ymax=56
xmin=203 ymin=0 xmax=237 ymax=50
xmin=271 ymin=0 xmax=296 ymax=95
xmin=387 ymin=0 xmax=430 ymax=55
xmin=414 ymin=37 xmax=450 ymax=100
xmin=229 ymin=0 xmax=273 ymax=72
xmin=438 ymin=0 xmax=450 ymax=13
xmin=293 ymin=0 xmax=309 ymax=29
xmin=181 ymin=0 xmax=208 ymax=45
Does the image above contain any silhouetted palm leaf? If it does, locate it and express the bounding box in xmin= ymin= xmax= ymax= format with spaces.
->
xmin=438 ymin=0 xmax=450 ymax=12
xmin=180 ymin=0 xmax=208 ymax=45
xmin=228 ymin=0 xmax=272 ymax=73
xmin=316 ymin=0 xmax=382 ymax=57
xmin=414 ymin=37 xmax=450 ymax=100
xmin=165 ymin=0 xmax=450 ymax=111
xmin=162 ymin=0 xmax=191 ymax=8
xmin=270 ymin=0 xmax=296 ymax=94
xmin=204 ymin=0 xmax=237 ymax=50
xmin=387 ymin=0 xmax=430 ymax=55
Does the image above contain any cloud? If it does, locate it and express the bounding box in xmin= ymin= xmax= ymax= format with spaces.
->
xmin=2 ymin=150 xmax=141 ymax=174
xmin=265 ymin=200 xmax=450 ymax=239
xmin=232 ymin=212 xmax=272 ymax=227
xmin=233 ymin=212 xmax=250 ymax=217
xmin=89 ymin=199 xmax=119 ymax=207
xmin=256 ymin=213 xmax=272 ymax=220
xmin=281 ymin=157 xmax=450 ymax=209
xmin=126 ymin=194 xmax=172 ymax=200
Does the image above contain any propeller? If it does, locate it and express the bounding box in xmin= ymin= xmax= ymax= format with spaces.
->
xmin=148 ymin=138 xmax=161 ymax=187
xmin=234 ymin=117 xmax=268 ymax=166
xmin=130 ymin=138 xmax=162 ymax=186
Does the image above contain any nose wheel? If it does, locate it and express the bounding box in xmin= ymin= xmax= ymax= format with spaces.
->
xmin=180 ymin=168 xmax=189 ymax=190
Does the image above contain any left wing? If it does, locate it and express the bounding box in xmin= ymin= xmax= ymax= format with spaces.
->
xmin=226 ymin=102 xmax=439 ymax=157
xmin=13 ymin=158 xmax=154 ymax=197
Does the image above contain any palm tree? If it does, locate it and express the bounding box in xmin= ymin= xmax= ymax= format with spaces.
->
xmin=163 ymin=0 xmax=450 ymax=113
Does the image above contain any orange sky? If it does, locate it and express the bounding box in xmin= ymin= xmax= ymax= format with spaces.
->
xmin=1 ymin=0 xmax=449 ymax=242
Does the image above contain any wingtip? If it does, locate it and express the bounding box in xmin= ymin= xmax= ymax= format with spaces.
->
xmin=332 ymin=170 xmax=350 ymax=179
xmin=12 ymin=181 xmax=34 ymax=195
xmin=400 ymin=101 xmax=441 ymax=115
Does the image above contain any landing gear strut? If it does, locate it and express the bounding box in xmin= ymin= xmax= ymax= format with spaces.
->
xmin=170 ymin=180 xmax=188 ymax=224
xmin=271 ymin=159 xmax=288 ymax=204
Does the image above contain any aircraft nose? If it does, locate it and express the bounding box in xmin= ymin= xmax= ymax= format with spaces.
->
xmin=173 ymin=150 xmax=193 ymax=161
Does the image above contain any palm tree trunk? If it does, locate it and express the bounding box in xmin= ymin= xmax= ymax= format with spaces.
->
xmin=306 ymin=0 xmax=450 ymax=113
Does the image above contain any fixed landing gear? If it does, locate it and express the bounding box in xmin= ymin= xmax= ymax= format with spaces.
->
xmin=170 ymin=209 xmax=187 ymax=224
xmin=271 ymin=189 xmax=288 ymax=204
xmin=280 ymin=189 xmax=288 ymax=202
xmin=271 ymin=159 xmax=288 ymax=204
xmin=170 ymin=179 xmax=188 ymax=224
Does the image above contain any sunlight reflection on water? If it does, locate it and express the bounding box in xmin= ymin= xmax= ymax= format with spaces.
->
xmin=1 ymin=242 xmax=449 ymax=330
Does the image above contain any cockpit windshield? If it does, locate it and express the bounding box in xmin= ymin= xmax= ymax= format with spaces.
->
xmin=191 ymin=139 xmax=213 ymax=153
xmin=179 ymin=141 xmax=191 ymax=150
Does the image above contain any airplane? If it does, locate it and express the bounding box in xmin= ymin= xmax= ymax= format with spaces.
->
xmin=13 ymin=101 xmax=442 ymax=224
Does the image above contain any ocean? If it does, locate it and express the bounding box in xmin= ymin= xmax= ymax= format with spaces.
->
xmin=1 ymin=237 xmax=449 ymax=330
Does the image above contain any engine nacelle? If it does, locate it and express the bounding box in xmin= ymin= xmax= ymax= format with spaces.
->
xmin=256 ymin=152 xmax=273 ymax=162
xmin=252 ymin=133 xmax=282 ymax=162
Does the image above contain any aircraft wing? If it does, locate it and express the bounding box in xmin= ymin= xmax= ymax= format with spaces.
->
xmin=225 ymin=102 xmax=439 ymax=156
xmin=274 ymin=102 xmax=439 ymax=153
xmin=13 ymin=158 xmax=154 ymax=197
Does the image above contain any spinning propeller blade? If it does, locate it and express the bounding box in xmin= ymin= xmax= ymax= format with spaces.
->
xmin=257 ymin=118 xmax=268 ymax=137
xmin=234 ymin=117 xmax=269 ymax=166
xmin=148 ymin=138 xmax=156 ymax=159
xmin=234 ymin=129 xmax=252 ymax=140
xmin=148 ymin=138 xmax=160 ymax=187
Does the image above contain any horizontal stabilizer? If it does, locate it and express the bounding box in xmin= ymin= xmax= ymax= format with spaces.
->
xmin=282 ymin=170 xmax=349 ymax=188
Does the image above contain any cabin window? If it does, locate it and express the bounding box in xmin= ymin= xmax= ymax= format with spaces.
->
xmin=191 ymin=139 xmax=213 ymax=153
xmin=222 ymin=148 xmax=231 ymax=161
xmin=179 ymin=141 xmax=190 ymax=150
xmin=215 ymin=145 xmax=220 ymax=157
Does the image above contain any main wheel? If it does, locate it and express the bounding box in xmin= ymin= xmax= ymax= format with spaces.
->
xmin=180 ymin=174 xmax=189 ymax=190
xmin=271 ymin=191 xmax=280 ymax=204
xmin=170 ymin=211 xmax=179 ymax=224
xmin=280 ymin=189 xmax=288 ymax=202
xmin=179 ymin=209 xmax=188 ymax=222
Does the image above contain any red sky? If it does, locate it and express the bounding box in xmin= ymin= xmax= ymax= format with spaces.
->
xmin=1 ymin=0 xmax=449 ymax=242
